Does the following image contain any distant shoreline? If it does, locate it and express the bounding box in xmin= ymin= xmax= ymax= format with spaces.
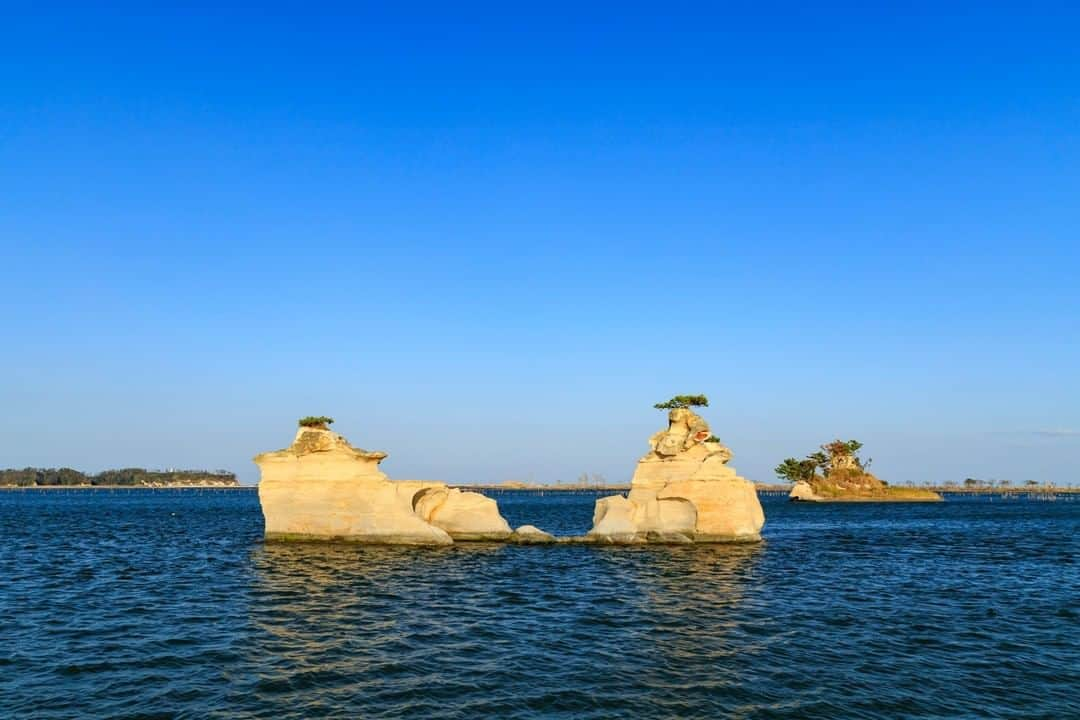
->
xmin=3 ymin=484 xmax=1076 ymax=494
xmin=461 ymin=483 xmax=1080 ymax=494
xmin=1 ymin=467 xmax=239 ymax=489
xmin=0 ymin=484 xmax=248 ymax=490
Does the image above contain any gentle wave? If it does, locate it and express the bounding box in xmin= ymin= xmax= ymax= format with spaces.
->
xmin=0 ymin=490 xmax=1076 ymax=719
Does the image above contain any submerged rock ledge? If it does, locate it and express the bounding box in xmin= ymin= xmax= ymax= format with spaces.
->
xmin=262 ymin=531 xmax=760 ymax=546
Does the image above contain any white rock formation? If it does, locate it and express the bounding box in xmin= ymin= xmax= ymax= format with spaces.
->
xmin=511 ymin=524 xmax=557 ymax=544
xmin=788 ymin=481 xmax=823 ymax=501
xmin=588 ymin=407 xmax=765 ymax=543
xmin=255 ymin=424 xmax=510 ymax=544
xmin=413 ymin=487 xmax=512 ymax=540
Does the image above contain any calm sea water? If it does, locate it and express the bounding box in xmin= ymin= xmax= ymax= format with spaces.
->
xmin=0 ymin=490 xmax=1076 ymax=719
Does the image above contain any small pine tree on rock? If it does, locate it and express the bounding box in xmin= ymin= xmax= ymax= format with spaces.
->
xmin=298 ymin=416 xmax=335 ymax=429
xmin=653 ymin=394 xmax=709 ymax=410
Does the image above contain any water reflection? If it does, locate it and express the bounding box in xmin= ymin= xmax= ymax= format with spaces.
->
xmin=239 ymin=539 xmax=767 ymax=716
xmin=247 ymin=542 xmax=511 ymax=647
xmin=251 ymin=540 xmax=507 ymax=591
xmin=619 ymin=544 xmax=766 ymax=692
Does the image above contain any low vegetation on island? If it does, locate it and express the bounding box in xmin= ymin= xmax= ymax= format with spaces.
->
xmin=0 ymin=468 xmax=238 ymax=488
xmin=298 ymin=416 xmax=335 ymax=429
xmin=775 ymin=439 xmax=940 ymax=501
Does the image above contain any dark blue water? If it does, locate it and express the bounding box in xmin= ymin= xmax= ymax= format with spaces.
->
xmin=1 ymin=490 xmax=1076 ymax=719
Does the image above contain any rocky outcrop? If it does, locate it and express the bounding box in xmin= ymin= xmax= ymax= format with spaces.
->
xmin=789 ymin=481 xmax=822 ymax=501
xmin=413 ymin=487 xmax=512 ymax=540
xmin=510 ymin=525 xmax=557 ymax=544
xmin=255 ymin=425 xmax=511 ymax=544
xmin=781 ymin=439 xmax=941 ymax=502
xmin=588 ymin=407 xmax=765 ymax=543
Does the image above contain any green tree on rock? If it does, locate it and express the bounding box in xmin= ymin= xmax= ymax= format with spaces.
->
xmin=775 ymin=457 xmax=819 ymax=484
xmin=298 ymin=416 xmax=335 ymax=429
xmin=807 ymin=450 xmax=829 ymax=475
xmin=653 ymin=394 xmax=709 ymax=410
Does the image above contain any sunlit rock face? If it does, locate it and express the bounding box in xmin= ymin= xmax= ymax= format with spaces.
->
xmin=589 ymin=408 xmax=765 ymax=543
xmin=788 ymin=481 xmax=822 ymax=501
xmin=413 ymin=487 xmax=513 ymax=540
xmin=255 ymin=426 xmax=510 ymax=544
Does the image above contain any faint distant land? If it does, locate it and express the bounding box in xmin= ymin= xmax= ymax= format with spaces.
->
xmin=469 ymin=475 xmax=628 ymax=491
xmin=0 ymin=467 xmax=238 ymax=488
xmin=925 ymin=478 xmax=1078 ymax=495
xmin=777 ymin=439 xmax=942 ymax=502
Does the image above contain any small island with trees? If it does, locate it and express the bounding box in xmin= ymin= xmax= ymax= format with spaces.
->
xmin=775 ymin=439 xmax=941 ymax=502
xmin=0 ymin=467 xmax=238 ymax=488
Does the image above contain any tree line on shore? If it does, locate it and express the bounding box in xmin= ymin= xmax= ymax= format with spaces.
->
xmin=0 ymin=467 xmax=237 ymax=487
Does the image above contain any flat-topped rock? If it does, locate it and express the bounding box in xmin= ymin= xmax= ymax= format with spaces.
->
xmin=255 ymin=423 xmax=510 ymax=544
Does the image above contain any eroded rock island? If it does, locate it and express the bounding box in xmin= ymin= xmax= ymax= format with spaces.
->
xmin=782 ymin=440 xmax=942 ymax=502
xmin=588 ymin=406 xmax=765 ymax=543
xmin=255 ymin=424 xmax=512 ymax=544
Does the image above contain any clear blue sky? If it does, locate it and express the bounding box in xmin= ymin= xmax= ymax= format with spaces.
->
xmin=2 ymin=2 xmax=1078 ymax=485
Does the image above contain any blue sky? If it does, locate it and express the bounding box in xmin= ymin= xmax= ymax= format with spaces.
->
xmin=2 ymin=2 xmax=1078 ymax=485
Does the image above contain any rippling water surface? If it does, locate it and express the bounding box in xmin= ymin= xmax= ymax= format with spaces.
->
xmin=0 ymin=489 xmax=1076 ymax=719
